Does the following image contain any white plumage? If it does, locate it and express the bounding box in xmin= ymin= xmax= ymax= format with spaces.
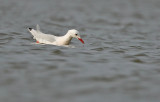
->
xmin=28 ymin=25 xmax=84 ymax=46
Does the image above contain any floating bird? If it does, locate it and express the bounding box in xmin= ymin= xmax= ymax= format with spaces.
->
xmin=28 ymin=25 xmax=84 ymax=46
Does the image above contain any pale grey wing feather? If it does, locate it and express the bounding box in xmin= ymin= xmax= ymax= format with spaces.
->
xmin=36 ymin=25 xmax=56 ymax=42
xmin=37 ymin=33 xmax=56 ymax=42
xmin=29 ymin=29 xmax=56 ymax=42
xmin=36 ymin=24 xmax=40 ymax=32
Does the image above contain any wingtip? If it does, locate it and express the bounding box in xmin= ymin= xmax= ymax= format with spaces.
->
xmin=28 ymin=28 xmax=32 ymax=31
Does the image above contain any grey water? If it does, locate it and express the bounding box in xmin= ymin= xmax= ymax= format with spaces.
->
xmin=0 ymin=0 xmax=160 ymax=102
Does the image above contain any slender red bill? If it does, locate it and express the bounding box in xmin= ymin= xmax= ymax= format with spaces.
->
xmin=78 ymin=38 xmax=84 ymax=44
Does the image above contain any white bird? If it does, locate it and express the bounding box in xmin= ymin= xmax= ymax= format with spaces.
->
xmin=28 ymin=25 xmax=84 ymax=46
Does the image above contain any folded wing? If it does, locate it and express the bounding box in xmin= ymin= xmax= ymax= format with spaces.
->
xmin=28 ymin=25 xmax=56 ymax=43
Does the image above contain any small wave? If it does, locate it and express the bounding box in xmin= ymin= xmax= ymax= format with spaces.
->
xmin=30 ymin=42 xmax=76 ymax=48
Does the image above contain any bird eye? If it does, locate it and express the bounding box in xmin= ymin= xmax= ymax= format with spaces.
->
xmin=75 ymin=34 xmax=78 ymax=36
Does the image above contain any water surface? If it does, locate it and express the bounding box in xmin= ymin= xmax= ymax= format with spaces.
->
xmin=0 ymin=0 xmax=160 ymax=102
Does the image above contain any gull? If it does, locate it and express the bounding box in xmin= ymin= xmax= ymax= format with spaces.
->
xmin=28 ymin=25 xmax=84 ymax=46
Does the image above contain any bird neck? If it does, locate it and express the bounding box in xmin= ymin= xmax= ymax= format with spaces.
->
xmin=63 ymin=33 xmax=73 ymax=45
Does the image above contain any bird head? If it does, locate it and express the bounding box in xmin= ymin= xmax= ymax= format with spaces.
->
xmin=68 ymin=29 xmax=84 ymax=44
